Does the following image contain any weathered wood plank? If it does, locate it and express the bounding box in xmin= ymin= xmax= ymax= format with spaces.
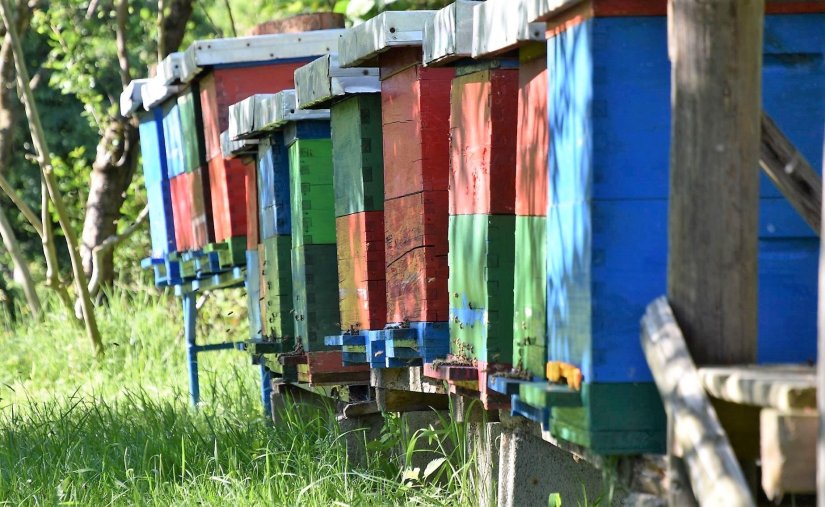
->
xmin=760 ymin=408 xmax=818 ymax=500
xmin=698 ymin=365 xmax=816 ymax=410
xmin=640 ymin=297 xmax=754 ymax=506
xmin=760 ymin=113 xmax=821 ymax=234
xmin=667 ymin=0 xmax=762 ymax=365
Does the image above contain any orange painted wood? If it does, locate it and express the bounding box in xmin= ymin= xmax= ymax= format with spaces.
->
xmin=336 ymin=211 xmax=387 ymax=331
xmin=207 ymin=156 xmax=250 ymax=243
xmin=381 ymin=64 xmax=454 ymax=200
xmin=245 ymin=161 xmax=259 ymax=249
xmin=170 ymin=173 xmax=192 ymax=251
xmin=449 ymin=68 xmax=518 ymax=215
xmin=199 ymin=62 xmax=305 ymax=161
xmin=190 ymin=167 xmax=214 ymax=248
xmin=516 ymin=49 xmax=549 ymax=216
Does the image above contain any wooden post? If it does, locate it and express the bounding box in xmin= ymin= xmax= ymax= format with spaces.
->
xmin=818 ymin=129 xmax=824 ymax=507
xmin=667 ymin=0 xmax=763 ymax=365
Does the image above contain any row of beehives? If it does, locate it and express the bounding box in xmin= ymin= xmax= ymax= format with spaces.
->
xmin=121 ymin=0 xmax=825 ymax=454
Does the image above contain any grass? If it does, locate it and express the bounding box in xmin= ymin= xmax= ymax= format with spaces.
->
xmin=0 ymin=288 xmax=478 ymax=505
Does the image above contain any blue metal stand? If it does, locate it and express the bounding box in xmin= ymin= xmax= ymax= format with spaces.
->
xmin=183 ymin=293 xmax=200 ymax=405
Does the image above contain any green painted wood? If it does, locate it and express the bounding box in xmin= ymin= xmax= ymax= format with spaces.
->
xmin=177 ymin=86 xmax=206 ymax=173
xmin=262 ymin=235 xmax=294 ymax=345
xmin=291 ymin=243 xmax=340 ymax=352
xmin=513 ymin=215 xmax=547 ymax=377
xmin=331 ymin=94 xmax=385 ymax=217
xmin=448 ymin=214 xmax=515 ymax=364
xmin=534 ymin=382 xmax=665 ymax=455
xmin=288 ymin=139 xmax=337 ymax=247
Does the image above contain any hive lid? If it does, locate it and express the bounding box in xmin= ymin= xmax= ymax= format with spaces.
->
xmin=221 ymin=129 xmax=259 ymax=158
xmin=158 ymin=52 xmax=186 ymax=85
xmin=228 ymin=94 xmax=275 ymax=140
xmin=338 ymin=11 xmax=436 ymax=68
xmin=423 ymin=1 xmax=480 ymax=66
xmin=120 ymin=79 xmax=148 ymax=117
xmin=472 ymin=0 xmax=582 ymax=57
xmin=140 ymin=77 xmax=181 ymax=110
xmin=294 ymin=54 xmax=380 ymax=110
xmin=180 ymin=29 xmax=345 ymax=83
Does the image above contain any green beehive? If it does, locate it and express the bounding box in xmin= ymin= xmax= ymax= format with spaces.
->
xmin=288 ymin=139 xmax=337 ymax=247
xmin=177 ymin=86 xmax=206 ymax=173
xmin=331 ymin=94 xmax=384 ymax=217
xmin=448 ymin=214 xmax=515 ymax=365
xmin=291 ymin=243 xmax=340 ymax=352
xmin=513 ymin=215 xmax=547 ymax=377
xmin=262 ymin=235 xmax=294 ymax=349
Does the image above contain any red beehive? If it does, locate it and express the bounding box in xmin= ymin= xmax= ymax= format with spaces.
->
xmin=379 ymin=48 xmax=453 ymax=324
xmin=170 ymin=173 xmax=192 ymax=251
xmin=515 ymin=48 xmax=549 ymax=216
xmin=207 ymin=156 xmax=250 ymax=243
xmin=336 ymin=211 xmax=386 ymax=331
xmin=449 ymin=67 xmax=518 ymax=215
xmin=245 ymin=161 xmax=259 ymax=249
xmin=200 ymin=62 xmax=305 ymax=161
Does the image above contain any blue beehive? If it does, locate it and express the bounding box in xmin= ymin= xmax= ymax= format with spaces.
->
xmin=536 ymin=12 xmax=824 ymax=454
xmin=138 ymin=108 xmax=176 ymax=258
xmin=258 ymin=133 xmax=292 ymax=240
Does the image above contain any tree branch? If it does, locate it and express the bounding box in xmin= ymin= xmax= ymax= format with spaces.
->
xmin=0 ymin=171 xmax=43 ymax=237
xmin=88 ymin=204 xmax=148 ymax=298
xmin=115 ymin=0 xmax=130 ymax=88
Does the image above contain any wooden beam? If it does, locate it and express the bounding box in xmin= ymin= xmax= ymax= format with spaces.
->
xmin=641 ymin=297 xmax=754 ymax=506
xmin=760 ymin=113 xmax=821 ymax=234
xmin=667 ymin=0 xmax=763 ymax=365
xmin=698 ymin=365 xmax=817 ymax=410
xmin=760 ymin=408 xmax=818 ymax=500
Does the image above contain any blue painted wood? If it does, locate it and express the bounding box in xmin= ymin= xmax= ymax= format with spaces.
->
xmin=257 ymin=134 xmax=292 ymax=219
xmin=510 ymin=394 xmax=549 ymax=430
xmin=546 ymin=15 xmax=823 ymax=384
xmin=383 ymin=322 xmax=450 ymax=364
xmin=284 ymin=120 xmax=333 ymax=147
xmin=138 ymin=109 xmax=169 ymax=184
xmin=146 ymin=180 xmax=176 ymax=258
xmin=246 ymin=249 xmax=263 ymax=340
xmin=487 ymin=376 xmax=531 ymax=396
xmin=365 ymin=330 xmax=387 ymax=368
xmin=161 ymin=99 xmax=186 ymax=178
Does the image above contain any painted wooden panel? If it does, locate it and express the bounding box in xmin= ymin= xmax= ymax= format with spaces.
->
xmin=331 ymin=94 xmax=385 ymax=216
xmin=448 ymin=68 xmax=518 ymax=215
xmin=385 ymin=247 xmax=449 ymax=324
xmin=138 ymin=108 xmax=169 ymax=185
xmin=381 ymin=64 xmax=454 ymax=200
xmin=177 ymin=85 xmax=207 ymax=173
xmin=336 ymin=211 xmax=386 ymax=331
xmin=513 ymin=215 xmax=546 ymax=378
xmin=199 ymin=62 xmax=306 ymax=161
xmin=161 ymin=100 xmax=186 ymax=178
xmin=207 ymin=156 xmax=249 ymax=243
xmin=261 ymin=235 xmax=294 ymax=347
xmin=515 ymin=45 xmax=548 ymax=217
xmin=169 ymin=173 xmax=192 ymax=251
xmin=245 ymin=161 xmax=259 ymax=249
xmin=291 ymin=243 xmax=340 ymax=352
xmin=246 ymin=249 xmax=262 ymax=339
xmin=384 ymin=191 xmax=449 ymax=266
xmin=448 ymin=214 xmax=515 ymax=365
xmin=190 ymin=166 xmax=215 ymax=248
xmin=146 ymin=180 xmax=176 ymax=257
xmin=288 ymin=138 xmax=336 ymax=247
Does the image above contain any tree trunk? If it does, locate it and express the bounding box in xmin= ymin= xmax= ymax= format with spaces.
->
xmin=0 ymin=200 xmax=40 ymax=317
xmin=79 ymin=0 xmax=194 ymax=288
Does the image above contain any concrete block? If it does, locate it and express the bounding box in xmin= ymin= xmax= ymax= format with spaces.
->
xmin=468 ymin=421 xmax=501 ymax=507
xmin=338 ymin=413 xmax=385 ymax=468
xmin=400 ymin=410 xmax=454 ymax=480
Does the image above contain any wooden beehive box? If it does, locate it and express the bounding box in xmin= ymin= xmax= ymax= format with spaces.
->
xmin=294 ymin=54 xmax=387 ymax=357
xmin=339 ymin=11 xmax=457 ymax=366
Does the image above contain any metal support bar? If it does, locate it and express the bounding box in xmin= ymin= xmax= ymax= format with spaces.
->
xmin=183 ymin=292 xmax=200 ymax=406
xmin=192 ymin=341 xmax=243 ymax=353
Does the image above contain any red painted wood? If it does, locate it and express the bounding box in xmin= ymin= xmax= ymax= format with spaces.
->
xmin=336 ymin=211 xmax=387 ymax=331
xmin=307 ymin=351 xmax=370 ymax=374
xmin=170 ymin=173 xmax=192 ymax=251
xmin=207 ymin=156 xmax=250 ymax=243
xmin=378 ymin=47 xmax=422 ymax=81
xmin=199 ymin=62 xmax=305 ymax=161
xmin=245 ymin=161 xmax=259 ymax=249
xmin=449 ymin=68 xmax=518 ymax=215
xmin=386 ymin=244 xmax=449 ymax=323
xmin=190 ymin=167 xmax=214 ymax=248
xmin=384 ymin=191 xmax=448 ymax=266
xmin=381 ymin=64 xmax=454 ymax=200
xmin=516 ymin=51 xmax=549 ymax=216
